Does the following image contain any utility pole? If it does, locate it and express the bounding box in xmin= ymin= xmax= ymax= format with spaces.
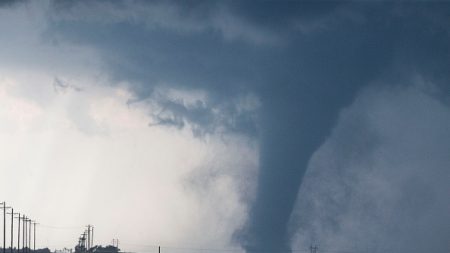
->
xmin=91 ymin=227 xmax=94 ymax=249
xmin=87 ymin=226 xmax=90 ymax=251
xmin=1 ymin=202 xmax=4 ymax=253
xmin=23 ymin=217 xmax=28 ymax=253
xmin=2 ymin=202 xmax=12 ymax=253
xmin=23 ymin=217 xmax=26 ymax=253
xmin=310 ymin=244 xmax=318 ymax=253
xmin=86 ymin=225 xmax=91 ymax=251
xmin=14 ymin=214 xmax=20 ymax=253
xmin=111 ymin=239 xmax=119 ymax=248
xmin=158 ymin=246 xmax=160 ymax=253
xmin=21 ymin=216 xmax=25 ymax=253
xmin=27 ymin=220 xmax=32 ymax=253
xmin=31 ymin=222 xmax=38 ymax=252
xmin=7 ymin=209 xmax=19 ymax=253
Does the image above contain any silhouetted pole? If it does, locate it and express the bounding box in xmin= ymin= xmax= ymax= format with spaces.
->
xmin=15 ymin=214 xmax=20 ymax=253
xmin=21 ymin=216 xmax=25 ymax=253
xmin=2 ymin=202 xmax=4 ymax=253
xmin=2 ymin=202 xmax=11 ymax=253
xmin=7 ymin=209 xmax=19 ymax=253
xmin=91 ymin=227 xmax=94 ymax=249
xmin=158 ymin=246 xmax=160 ymax=253
xmin=23 ymin=217 xmax=27 ymax=253
xmin=23 ymin=218 xmax=26 ymax=253
xmin=86 ymin=225 xmax=91 ymax=251
xmin=33 ymin=223 xmax=35 ymax=252
xmin=86 ymin=225 xmax=90 ymax=251
xmin=111 ymin=239 xmax=119 ymax=248
xmin=32 ymin=222 xmax=38 ymax=252
xmin=10 ymin=209 xmax=13 ymax=253
xmin=28 ymin=220 xmax=32 ymax=253
xmin=115 ymin=239 xmax=118 ymax=248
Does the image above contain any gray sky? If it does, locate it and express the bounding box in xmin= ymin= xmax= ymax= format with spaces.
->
xmin=0 ymin=1 xmax=449 ymax=253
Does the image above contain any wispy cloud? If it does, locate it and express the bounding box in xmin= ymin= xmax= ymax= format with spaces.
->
xmin=53 ymin=77 xmax=83 ymax=93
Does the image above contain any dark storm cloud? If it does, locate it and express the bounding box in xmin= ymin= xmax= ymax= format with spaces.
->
xmin=0 ymin=0 xmax=25 ymax=7
xmin=45 ymin=1 xmax=450 ymax=252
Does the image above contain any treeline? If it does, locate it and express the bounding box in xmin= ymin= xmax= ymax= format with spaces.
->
xmin=89 ymin=246 xmax=119 ymax=253
xmin=0 ymin=248 xmax=51 ymax=253
xmin=75 ymin=245 xmax=120 ymax=253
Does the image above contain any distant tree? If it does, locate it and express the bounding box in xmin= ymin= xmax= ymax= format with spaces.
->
xmin=89 ymin=245 xmax=119 ymax=253
xmin=32 ymin=248 xmax=51 ymax=253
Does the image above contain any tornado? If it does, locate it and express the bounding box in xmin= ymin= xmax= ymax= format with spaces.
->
xmin=239 ymin=82 xmax=360 ymax=252
xmin=237 ymin=6 xmax=394 ymax=250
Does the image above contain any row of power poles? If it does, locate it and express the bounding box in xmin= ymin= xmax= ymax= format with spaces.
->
xmin=1 ymin=202 xmax=38 ymax=253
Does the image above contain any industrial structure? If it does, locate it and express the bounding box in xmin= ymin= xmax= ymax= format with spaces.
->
xmin=74 ymin=226 xmax=119 ymax=253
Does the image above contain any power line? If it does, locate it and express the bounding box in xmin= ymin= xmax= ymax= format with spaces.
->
xmin=39 ymin=224 xmax=84 ymax=230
